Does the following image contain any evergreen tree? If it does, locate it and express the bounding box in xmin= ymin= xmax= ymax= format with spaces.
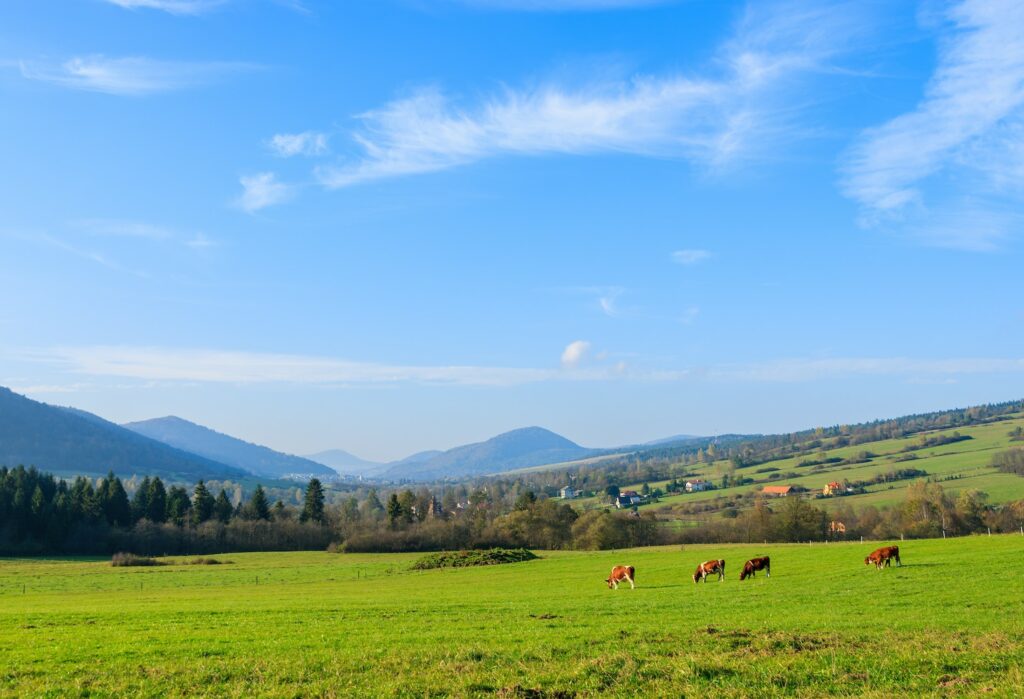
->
xmin=132 ymin=476 xmax=151 ymax=522
xmin=100 ymin=471 xmax=131 ymax=527
xmin=146 ymin=477 xmax=167 ymax=523
xmin=397 ymin=490 xmax=416 ymax=523
xmin=273 ymin=500 xmax=286 ymax=520
xmin=192 ymin=481 xmax=215 ymax=525
xmin=300 ymin=478 xmax=326 ymax=524
xmin=213 ymin=489 xmax=233 ymax=523
xmin=386 ymin=493 xmax=403 ymax=528
xmin=249 ymin=485 xmax=271 ymax=521
xmin=166 ymin=486 xmax=191 ymax=526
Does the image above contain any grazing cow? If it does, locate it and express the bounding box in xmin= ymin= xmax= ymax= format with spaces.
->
xmin=606 ymin=565 xmax=636 ymax=589
xmin=739 ymin=556 xmax=771 ymax=581
xmin=864 ymin=546 xmax=901 ymax=570
xmin=693 ymin=559 xmax=725 ymax=583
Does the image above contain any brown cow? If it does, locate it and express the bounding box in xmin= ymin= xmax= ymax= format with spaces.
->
xmin=739 ymin=556 xmax=770 ymax=580
xmin=864 ymin=546 xmax=901 ymax=570
xmin=606 ymin=565 xmax=635 ymax=589
xmin=693 ymin=559 xmax=725 ymax=583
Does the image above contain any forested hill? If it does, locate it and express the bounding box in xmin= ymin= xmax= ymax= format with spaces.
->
xmin=123 ymin=416 xmax=336 ymax=479
xmin=0 ymin=387 xmax=246 ymax=481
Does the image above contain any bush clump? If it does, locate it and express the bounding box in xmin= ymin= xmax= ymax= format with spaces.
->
xmin=411 ymin=548 xmax=538 ymax=570
xmin=111 ymin=552 xmax=162 ymax=567
xmin=188 ymin=557 xmax=229 ymax=565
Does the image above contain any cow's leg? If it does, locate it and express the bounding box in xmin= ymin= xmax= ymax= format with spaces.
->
xmin=627 ymin=575 xmax=635 ymax=590
xmin=612 ymin=580 xmax=618 ymax=589
xmin=896 ymin=555 xmax=901 ymax=567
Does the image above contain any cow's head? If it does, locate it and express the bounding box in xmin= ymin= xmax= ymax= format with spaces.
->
xmin=605 ymin=577 xmax=614 ymax=588
xmin=692 ymin=566 xmax=703 ymax=583
xmin=739 ymin=566 xmax=749 ymax=581
xmin=863 ymin=556 xmax=871 ymax=566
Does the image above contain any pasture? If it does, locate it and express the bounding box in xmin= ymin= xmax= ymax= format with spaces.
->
xmin=1 ymin=535 xmax=1023 ymax=697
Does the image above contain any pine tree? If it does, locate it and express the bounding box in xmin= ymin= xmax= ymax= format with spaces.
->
xmin=386 ymin=493 xmax=403 ymax=528
xmin=192 ymin=481 xmax=215 ymax=525
xmin=273 ymin=500 xmax=286 ymax=520
xmin=132 ymin=476 xmax=151 ymax=522
xmin=146 ymin=478 xmax=167 ymax=523
xmin=101 ymin=471 xmax=131 ymax=528
xmin=249 ymin=485 xmax=271 ymax=521
xmin=213 ymin=489 xmax=233 ymax=523
xmin=166 ymin=486 xmax=191 ymax=526
xmin=300 ymin=478 xmax=326 ymax=524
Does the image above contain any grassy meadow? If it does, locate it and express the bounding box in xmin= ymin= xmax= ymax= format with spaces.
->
xmin=2 ymin=535 xmax=1023 ymax=697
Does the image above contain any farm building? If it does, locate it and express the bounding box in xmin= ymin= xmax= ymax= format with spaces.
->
xmin=559 ymin=486 xmax=580 ymax=499
xmin=685 ymin=479 xmax=710 ymax=492
xmin=822 ymin=481 xmax=850 ymax=496
xmin=615 ymin=490 xmax=645 ymax=508
xmin=761 ymin=485 xmax=794 ymax=497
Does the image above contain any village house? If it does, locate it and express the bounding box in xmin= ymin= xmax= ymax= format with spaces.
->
xmin=685 ymin=479 xmax=710 ymax=493
xmin=761 ymin=485 xmax=794 ymax=497
xmin=615 ymin=490 xmax=645 ymax=509
xmin=559 ymin=485 xmax=581 ymax=500
xmin=822 ymin=481 xmax=848 ymax=497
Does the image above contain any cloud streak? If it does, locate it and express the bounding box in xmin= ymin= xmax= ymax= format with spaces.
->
xmin=103 ymin=0 xmax=227 ymax=13
xmin=841 ymin=0 xmax=1024 ymax=250
xmin=18 ymin=55 xmax=252 ymax=95
xmin=453 ymin=0 xmax=674 ymax=10
xmin=18 ymin=346 xmax=1024 ymax=389
xmin=314 ymin=1 xmax=873 ymax=189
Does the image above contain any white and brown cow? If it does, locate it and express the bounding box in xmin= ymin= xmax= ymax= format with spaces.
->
xmin=693 ymin=559 xmax=725 ymax=583
xmin=605 ymin=565 xmax=636 ymax=589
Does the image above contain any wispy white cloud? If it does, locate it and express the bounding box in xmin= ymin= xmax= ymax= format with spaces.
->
xmin=268 ymin=131 xmax=329 ymax=157
xmin=74 ymin=218 xmax=217 ymax=249
xmin=315 ymin=1 xmax=873 ymax=189
xmin=706 ymin=356 xmax=1024 ymax=382
xmin=14 ymin=346 xmax=1024 ymax=388
xmin=18 ymin=55 xmax=252 ymax=96
xmin=841 ymin=0 xmax=1024 ymax=250
xmin=453 ymin=0 xmax=673 ymax=10
xmin=236 ymin=172 xmax=293 ymax=212
xmin=671 ymin=249 xmax=712 ymax=265
xmin=560 ymin=340 xmax=592 ymax=369
xmin=679 ymin=306 xmax=700 ymax=324
xmin=102 ymin=0 xmax=227 ymax=14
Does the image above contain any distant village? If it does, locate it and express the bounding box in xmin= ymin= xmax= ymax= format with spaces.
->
xmin=560 ymin=478 xmax=858 ymax=509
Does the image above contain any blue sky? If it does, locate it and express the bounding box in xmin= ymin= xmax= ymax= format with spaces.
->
xmin=1 ymin=0 xmax=1023 ymax=461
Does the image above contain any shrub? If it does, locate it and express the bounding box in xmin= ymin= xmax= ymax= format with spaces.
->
xmin=111 ymin=552 xmax=162 ymax=567
xmin=188 ymin=557 xmax=228 ymax=565
xmin=410 ymin=548 xmax=538 ymax=570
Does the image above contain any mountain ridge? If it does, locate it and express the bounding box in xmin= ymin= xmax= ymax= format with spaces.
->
xmin=123 ymin=416 xmax=336 ymax=479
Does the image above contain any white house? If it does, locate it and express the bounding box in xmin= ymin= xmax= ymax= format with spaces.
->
xmin=560 ymin=486 xmax=580 ymax=499
xmin=685 ymin=480 xmax=710 ymax=493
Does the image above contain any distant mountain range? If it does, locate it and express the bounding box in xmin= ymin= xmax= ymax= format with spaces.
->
xmin=303 ymin=448 xmax=388 ymax=477
xmin=124 ymin=416 xmax=336 ymax=479
xmin=379 ymin=427 xmax=597 ymax=480
xmin=0 ymin=387 xmax=247 ymax=481
xmin=0 ymin=385 xmax=711 ymax=484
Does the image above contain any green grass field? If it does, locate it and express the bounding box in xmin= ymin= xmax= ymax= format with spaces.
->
xmin=2 ymin=535 xmax=1023 ymax=697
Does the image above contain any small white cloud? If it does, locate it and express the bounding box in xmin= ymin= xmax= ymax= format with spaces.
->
xmin=455 ymin=0 xmax=671 ymax=9
xmin=103 ymin=0 xmax=226 ymax=13
xmin=236 ymin=172 xmax=293 ymax=212
xmin=268 ymin=131 xmax=329 ymax=158
xmin=561 ymin=340 xmax=591 ymax=369
xmin=18 ymin=55 xmax=251 ymax=96
xmin=185 ymin=232 xmax=217 ymax=249
xmin=671 ymin=249 xmax=712 ymax=265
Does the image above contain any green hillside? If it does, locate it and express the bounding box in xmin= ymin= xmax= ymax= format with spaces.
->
xmin=571 ymin=412 xmax=1024 ymax=520
xmin=2 ymin=537 xmax=1022 ymax=696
